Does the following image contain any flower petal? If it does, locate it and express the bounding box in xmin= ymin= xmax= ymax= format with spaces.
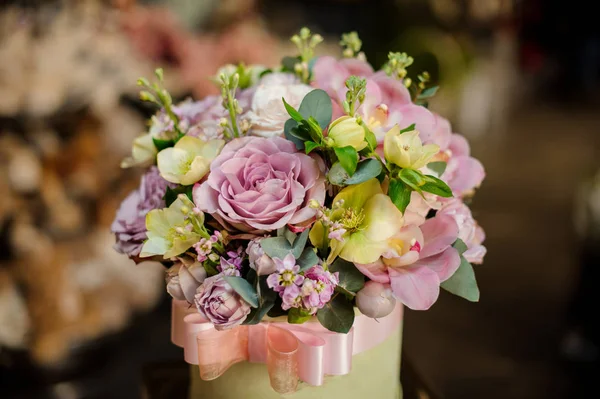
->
xmin=412 ymin=247 xmax=460 ymax=282
xmin=419 ymin=215 xmax=459 ymax=258
xmin=389 ymin=265 xmax=440 ymax=310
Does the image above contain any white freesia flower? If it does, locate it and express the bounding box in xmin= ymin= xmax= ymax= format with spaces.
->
xmin=157 ymin=136 xmax=224 ymax=185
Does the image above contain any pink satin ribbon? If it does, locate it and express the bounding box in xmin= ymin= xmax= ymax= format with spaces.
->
xmin=171 ymin=300 xmax=403 ymax=394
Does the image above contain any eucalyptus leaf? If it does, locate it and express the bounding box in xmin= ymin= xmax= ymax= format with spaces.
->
xmin=291 ymin=229 xmax=310 ymax=259
xmin=452 ymin=238 xmax=468 ymax=256
xmin=329 ymin=258 xmax=365 ymax=294
xmin=316 ymin=294 xmax=355 ymax=334
xmin=327 ymin=162 xmax=349 ymax=186
xmin=388 ymin=178 xmax=412 ymax=213
xmin=284 ymin=119 xmax=305 ymax=150
xmin=223 ymin=276 xmax=259 ymax=308
xmin=427 ymin=161 xmax=447 ymax=177
xmin=441 ymin=256 xmax=480 ymax=302
xmin=334 ymin=146 xmax=358 ymax=176
xmin=281 ymin=56 xmax=300 ymax=72
xmin=296 ymin=247 xmax=319 ymax=271
xmin=164 ymin=185 xmax=193 ymax=207
xmin=418 ymin=86 xmax=439 ymax=99
xmin=345 ymin=159 xmax=383 ymax=185
xmin=278 ymin=227 xmax=296 ymax=246
xmin=259 ymin=237 xmax=292 ymax=260
xmin=243 ymin=276 xmax=277 ymax=325
xmin=298 ymin=89 xmax=333 ymax=130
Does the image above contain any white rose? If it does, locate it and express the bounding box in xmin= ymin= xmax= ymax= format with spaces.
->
xmin=245 ymin=79 xmax=312 ymax=138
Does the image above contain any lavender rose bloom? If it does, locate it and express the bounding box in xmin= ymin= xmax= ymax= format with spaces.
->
xmin=111 ymin=167 xmax=173 ymax=257
xmin=193 ymin=137 xmax=325 ymax=233
xmin=166 ymin=258 xmax=207 ymax=303
xmin=194 ymin=274 xmax=251 ymax=330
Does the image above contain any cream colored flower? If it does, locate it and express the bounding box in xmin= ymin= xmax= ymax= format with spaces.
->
xmin=384 ymin=126 xmax=439 ymax=170
xmin=327 ymin=116 xmax=367 ymax=150
xmin=120 ymin=134 xmax=157 ymax=168
xmin=157 ymin=136 xmax=224 ymax=185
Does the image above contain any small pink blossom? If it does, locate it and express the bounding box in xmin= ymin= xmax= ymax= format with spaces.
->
xmin=266 ymin=254 xmax=304 ymax=294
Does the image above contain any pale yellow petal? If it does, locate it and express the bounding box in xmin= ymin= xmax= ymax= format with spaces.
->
xmin=140 ymin=236 xmax=170 ymax=257
xmin=339 ymin=232 xmax=388 ymax=264
xmin=179 ymin=156 xmax=210 ymax=185
xmin=362 ymin=193 xmax=404 ymax=242
xmin=157 ymin=147 xmax=190 ymax=184
xmin=333 ymin=178 xmax=382 ymax=212
xmin=121 ymin=134 xmax=157 ymax=168
xmin=200 ymin=139 xmax=225 ymax=160
xmin=174 ymin=136 xmax=206 ymax=156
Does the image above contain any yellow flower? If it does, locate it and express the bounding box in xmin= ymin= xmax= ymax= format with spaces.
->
xmin=157 ymin=137 xmax=224 ymax=185
xmin=140 ymin=195 xmax=203 ymax=259
xmin=121 ymin=134 xmax=157 ymax=168
xmin=384 ymin=126 xmax=439 ymax=169
xmin=309 ymin=179 xmax=404 ymax=264
xmin=327 ymin=116 xmax=367 ymax=150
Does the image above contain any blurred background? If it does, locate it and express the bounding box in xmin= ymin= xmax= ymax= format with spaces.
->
xmin=0 ymin=0 xmax=599 ymax=398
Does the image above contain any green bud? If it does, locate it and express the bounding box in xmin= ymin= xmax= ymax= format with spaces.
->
xmin=137 ymin=77 xmax=150 ymax=87
xmin=300 ymin=27 xmax=311 ymax=39
xmin=154 ymin=68 xmax=164 ymax=82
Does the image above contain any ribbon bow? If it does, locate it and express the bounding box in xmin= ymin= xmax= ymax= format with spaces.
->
xmin=171 ymin=300 xmax=402 ymax=394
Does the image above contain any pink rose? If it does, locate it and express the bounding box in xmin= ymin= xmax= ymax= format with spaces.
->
xmin=443 ymin=134 xmax=485 ymax=196
xmin=193 ymin=136 xmax=325 ymax=233
xmin=438 ymin=199 xmax=486 ymax=264
xmin=194 ymin=274 xmax=251 ymax=330
xmin=247 ymin=238 xmax=276 ymax=275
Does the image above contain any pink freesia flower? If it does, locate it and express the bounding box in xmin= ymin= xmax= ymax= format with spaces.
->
xmin=443 ymin=134 xmax=485 ymax=196
xmin=438 ymin=199 xmax=486 ymax=264
xmin=355 ymin=215 xmax=461 ymax=310
xmin=193 ymin=136 xmax=326 ymax=233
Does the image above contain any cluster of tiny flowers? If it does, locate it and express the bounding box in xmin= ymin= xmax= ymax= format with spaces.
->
xmin=193 ymin=230 xmax=223 ymax=262
xmin=309 ymin=199 xmax=347 ymax=242
xmin=267 ymin=254 xmax=339 ymax=314
xmin=218 ymin=247 xmax=244 ymax=277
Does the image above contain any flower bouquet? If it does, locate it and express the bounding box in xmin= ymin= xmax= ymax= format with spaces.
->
xmin=112 ymin=28 xmax=486 ymax=398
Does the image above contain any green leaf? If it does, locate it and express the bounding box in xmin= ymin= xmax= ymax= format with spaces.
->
xmin=452 ymin=238 xmax=468 ymax=256
xmin=277 ymin=227 xmax=296 ymax=245
xmin=400 ymin=124 xmax=416 ymax=134
xmin=329 ymin=258 xmax=365 ymax=294
xmin=427 ymin=161 xmax=447 ymax=177
xmin=327 ymin=162 xmax=349 ymax=186
xmin=398 ymin=168 xmax=425 ymax=193
xmin=203 ymin=261 xmax=219 ymax=277
xmin=281 ymin=56 xmax=300 ymax=72
xmin=288 ymin=308 xmax=312 ymax=324
xmin=259 ymin=68 xmax=272 ymax=78
xmin=316 ymin=294 xmax=355 ymax=334
xmin=243 ymin=276 xmax=277 ymax=325
xmin=163 ymin=185 xmax=193 ymax=207
xmin=296 ymin=247 xmax=319 ymax=271
xmin=418 ymin=86 xmax=439 ymax=99
xmin=284 ymin=119 xmax=305 ymax=150
xmin=334 ymin=146 xmax=359 ymax=176
xmin=441 ymin=256 xmax=479 ymax=302
xmin=259 ymin=237 xmax=292 ymax=260
xmin=364 ymin=127 xmax=377 ymax=151
xmin=421 ymin=175 xmax=453 ymax=198
xmin=298 ymin=89 xmax=333 ymax=130
xmin=344 ymin=158 xmax=382 ymax=185
xmin=305 ymin=141 xmax=320 ymax=154
xmin=388 ymin=178 xmax=412 ymax=213
xmin=152 ymin=137 xmax=174 ymax=151
xmin=223 ymin=276 xmax=259 ymax=308
xmin=282 ymin=98 xmax=303 ymax=122
xmin=291 ymin=229 xmax=310 ymax=259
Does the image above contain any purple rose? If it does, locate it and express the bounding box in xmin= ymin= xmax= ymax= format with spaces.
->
xmin=111 ymin=167 xmax=173 ymax=257
xmin=194 ymin=274 xmax=251 ymax=330
xmin=193 ymin=136 xmax=325 ymax=233
xmin=166 ymin=258 xmax=207 ymax=303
